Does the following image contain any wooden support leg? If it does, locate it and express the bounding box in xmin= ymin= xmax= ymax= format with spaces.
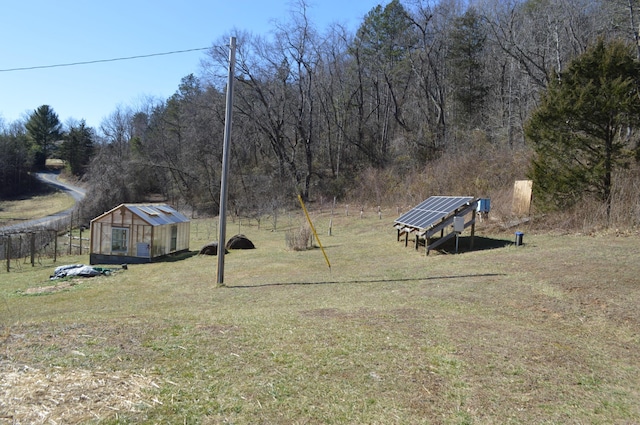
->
xmin=470 ymin=210 xmax=476 ymax=250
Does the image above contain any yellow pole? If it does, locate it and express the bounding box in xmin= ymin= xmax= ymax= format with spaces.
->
xmin=298 ymin=195 xmax=331 ymax=270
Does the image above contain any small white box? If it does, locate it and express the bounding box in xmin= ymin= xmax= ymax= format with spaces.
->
xmin=453 ymin=216 xmax=465 ymax=233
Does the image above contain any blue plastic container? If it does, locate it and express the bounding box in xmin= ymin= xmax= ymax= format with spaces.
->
xmin=477 ymin=198 xmax=491 ymax=213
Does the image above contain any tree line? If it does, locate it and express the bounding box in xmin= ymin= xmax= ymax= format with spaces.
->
xmin=0 ymin=105 xmax=93 ymax=198
xmin=2 ymin=0 xmax=640 ymax=227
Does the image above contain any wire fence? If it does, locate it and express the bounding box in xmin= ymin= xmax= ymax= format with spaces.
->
xmin=0 ymin=210 xmax=89 ymax=273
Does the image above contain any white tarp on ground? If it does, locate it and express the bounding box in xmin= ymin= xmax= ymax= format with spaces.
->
xmin=50 ymin=264 xmax=101 ymax=280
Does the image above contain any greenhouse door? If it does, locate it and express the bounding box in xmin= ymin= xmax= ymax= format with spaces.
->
xmin=170 ymin=225 xmax=178 ymax=251
xmin=112 ymin=228 xmax=129 ymax=254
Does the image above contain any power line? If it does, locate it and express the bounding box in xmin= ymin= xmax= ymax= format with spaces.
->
xmin=0 ymin=47 xmax=210 ymax=73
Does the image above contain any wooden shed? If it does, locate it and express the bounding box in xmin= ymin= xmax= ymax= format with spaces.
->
xmin=89 ymin=203 xmax=190 ymax=265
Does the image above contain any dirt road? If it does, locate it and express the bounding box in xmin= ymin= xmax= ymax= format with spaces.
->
xmin=0 ymin=172 xmax=86 ymax=233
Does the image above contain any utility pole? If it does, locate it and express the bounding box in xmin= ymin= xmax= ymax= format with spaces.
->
xmin=216 ymin=36 xmax=237 ymax=286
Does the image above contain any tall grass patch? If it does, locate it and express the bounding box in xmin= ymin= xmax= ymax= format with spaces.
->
xmin=285 ymin=223 xmax=312 ymax=251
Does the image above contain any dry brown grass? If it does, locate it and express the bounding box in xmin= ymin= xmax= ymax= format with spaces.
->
xmin=1 ymin=208 xmax=639 ymax=424
xmin=0 ymin=361 xmax=159 ymax=423
xmin=0 ymin=190 xmax=74 ymax=228
xmin=285 ymin=223 xmax=312 ymax=251
xmin=45 ymin=158 xmax=66 ymax=170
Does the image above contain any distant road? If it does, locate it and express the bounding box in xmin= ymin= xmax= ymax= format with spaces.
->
xmin=0 ymin=171 xmax=87 ymax=233
xmin=35 ymin=171 xmax=86 ymax=203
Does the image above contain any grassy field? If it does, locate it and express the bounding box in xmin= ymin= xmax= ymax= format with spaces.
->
xmin=0 ymin=189 xmax=75 ymax=228
xmin=1 ymin=208 xmax=639 ymax=424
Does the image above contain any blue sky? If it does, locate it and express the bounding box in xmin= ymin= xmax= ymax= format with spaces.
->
xmin=1 ymin=1 xmax=382 ymax=130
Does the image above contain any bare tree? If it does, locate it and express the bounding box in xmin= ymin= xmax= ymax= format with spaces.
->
xmin=273 ymin=0 xmax=321 ymax=200
xmin=209 ymin=4 xmax=324 ymax=202
xmin=313 ymin=23 xmax=354 ymax=182
xmin=405 ymin=1 xmax=450 ymax=156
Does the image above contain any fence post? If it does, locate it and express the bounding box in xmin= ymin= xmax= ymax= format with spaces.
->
xmin=6 ymin=235 xmax=10 ymax=273
xmin=30 ymin=232 xmax=35 ymax=267
xmin=79 ymin=227 xmax=83 ymax=255
xmin=53 ymin=230 xmax=57 ymax=263
xmin=68 ymin=211 xmax=73 ymax=255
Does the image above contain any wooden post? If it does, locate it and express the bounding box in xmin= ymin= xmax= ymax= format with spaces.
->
xmin=30 ymin=232 xmax=35 ymax=267
xmin=470 ymin=210 xmax=476 ymax=250
xmin=79 ymin=227 xmax=83 ymax=255
xmin=215 ymin=36 xmax=237 ymax=286
xmin=53 ymin=230 xmax=57 ymax=263
xmin=69 ymin=211 xmax=73 ymax=255
xmin=6 ymin=235 xmax=10 ymax=272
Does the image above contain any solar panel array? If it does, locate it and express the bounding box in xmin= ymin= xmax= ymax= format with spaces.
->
xmin=394 ymin=196 xmax=474 ymax=230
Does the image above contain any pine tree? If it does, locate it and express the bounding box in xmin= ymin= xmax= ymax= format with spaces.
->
xmin=60 ymin=121 xmax=94 ymax=176
xmin=448 ymin=7 xmax=489 ymax=129
xmin=350 ymin=0 xmax=417 ymax=166
xmin=525 ymin=39 xmax=640 ymax=218
xmin=25 ymin=105 xmax=63 ymax=170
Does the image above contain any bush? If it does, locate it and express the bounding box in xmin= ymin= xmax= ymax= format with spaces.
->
xmin=285 ymin=225 xmax=312 ymax=251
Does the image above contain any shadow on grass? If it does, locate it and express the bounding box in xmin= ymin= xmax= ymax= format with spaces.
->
xmin=156 ymin=250 xmax=200 ymax=263
xmin=229 ymin=273 xmax=506 ymax=288
xmin=469 ymin=235 xmax=514 ymax=250
xmin=422 ymin=235 xmax=514 ymax=255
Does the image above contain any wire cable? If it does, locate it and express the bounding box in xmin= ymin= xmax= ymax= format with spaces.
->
xmin=0 ymin=47 xmax=210 ymax=72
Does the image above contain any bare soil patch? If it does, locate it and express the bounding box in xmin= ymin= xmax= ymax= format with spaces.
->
xmin=23 ymin=281 xmax=78 ymax=295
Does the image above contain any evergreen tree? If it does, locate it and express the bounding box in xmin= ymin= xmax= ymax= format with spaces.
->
xmin=350 ymin=0 xmax=417 ymax=166
xmin=25 ymin=105 xmax=63 ymax=170
xmin=60 ymin=120 xmax=94 ymax=176
xmin=0 ymin=126 xmax=34 ymax=197
xmin=525 ymin=39 xmax=640 ymax=217
xmin=354 ymin=0 xmax=414 ymax=63
xmin=448 ymin=7 xmax=489 ymax=129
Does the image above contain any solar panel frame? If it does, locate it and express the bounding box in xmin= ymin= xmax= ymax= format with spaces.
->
xmin=394 ymin=196 xmax=475 ymax=231
xmin=125 ymin=204 xmax=190 ymax=226
xmin=137 ymin=205 xmax=159 ymax=216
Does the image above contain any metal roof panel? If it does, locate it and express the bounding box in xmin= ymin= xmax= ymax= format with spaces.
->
xmin=124 ymin=204 xmax=189 ymax=226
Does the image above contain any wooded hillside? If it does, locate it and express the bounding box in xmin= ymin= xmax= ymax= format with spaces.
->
xmin=3 ymin=0 xmax=640 ymax=231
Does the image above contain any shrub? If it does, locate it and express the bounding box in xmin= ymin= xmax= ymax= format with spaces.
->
xmin=285 ymin=225 xmax=312 ymax=251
